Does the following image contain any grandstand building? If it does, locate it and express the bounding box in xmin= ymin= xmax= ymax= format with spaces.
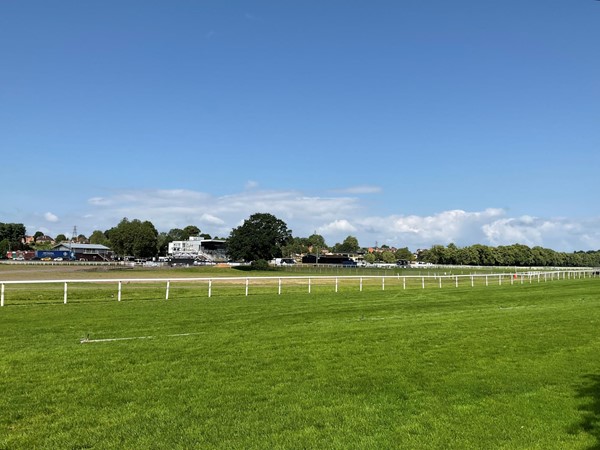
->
xmin=52 ymin=243 xmax=113 ymax=261
xmin=167 ymin=237 xmax=227 ymax=263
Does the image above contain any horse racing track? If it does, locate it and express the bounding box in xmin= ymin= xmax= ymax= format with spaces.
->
xmin=1 ymin=272 xmax=599 ymax=448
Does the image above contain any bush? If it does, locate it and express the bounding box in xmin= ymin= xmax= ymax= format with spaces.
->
xmin=250 ymin=259 xmax=270 ymax=271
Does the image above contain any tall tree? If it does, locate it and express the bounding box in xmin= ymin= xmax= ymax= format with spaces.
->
xmin=0 ymin=223 xmax=26 ymax=250
xmin=89 ymin=230 xmax=110 ymax=246
xmin=333 ymin=236 xmax=360 ymax=253
xmin=227 ymin=213 xmax=292 ymax=262
xmin=182 ymin=225 xmax=201 ymax=238
xmin=0 ymin=239 xmax=10 ymax=258
xmin=394 ymin=247 xmax=413 ymax=261
xmin=107 ymin=218 xmax=158 ymax=258
xmin=168 ymin=228 xmax=186 ymax=241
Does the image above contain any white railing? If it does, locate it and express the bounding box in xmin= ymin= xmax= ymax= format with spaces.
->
xmin=1 ymin=269 xmax=598 ymax=307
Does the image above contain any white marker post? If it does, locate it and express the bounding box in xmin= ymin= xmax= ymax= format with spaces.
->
xmin=64 ymin=282 xmax=68 ymax=304
xmin=118 ymin=281 xmax=122 ymax=302
xmin=166 ymin=281 xmax=170 ymax=300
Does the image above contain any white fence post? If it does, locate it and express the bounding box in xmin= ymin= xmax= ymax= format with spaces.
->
xmin=403 ymin=277 xmax=406 ymax=290
xmin=382 ymin=277 xmax=385 ymax=291
xmin=1 ymin=283 xmax=5 ymax=307
xmin=308 ymin=278 xmax=311 ymax=294
xmin=245 ymin=278 xmax=249 ymax=297
xmin=208 ymin=279 xmax=212 ymax=297
xmin=278 ymin=278 xmax=282 ymax=295
xmin=422 ymin=277 xmax=425 ymax=289
xmin=166 ymin=281 xmax=170 ymax=300
xmin=64 ymin=282 xmax=68 ymax=304
xmin=439 ymin=277 xmax=442 ymax=288
xmin=360 ymin=277 xmax=363 ymax=292
xmin=335 ymin=277 xmax=338 ymax=293
xmin=118 ymin=281 xmax=122 ymax=301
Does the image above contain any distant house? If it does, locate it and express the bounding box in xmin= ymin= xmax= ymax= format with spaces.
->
xmin=52 ymin=243 xmax=113 ymax=261
xmin=35 ymin=235 xmax=55 ymax=245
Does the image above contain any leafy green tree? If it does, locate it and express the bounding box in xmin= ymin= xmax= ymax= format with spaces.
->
xmin=89 ymin=230 xmax=110 ymax=246
xmin=363 ymin=253 xmax=376 ymax=264
xmin=333 ymin=236 xmax=360 ymax=253
xmin=307 ymin=234 xmax=327 ymax=249
xmin=54 ymin=234 xmax=67 ymax=243
xmin=183 ymin=225 xmax=201 ymax=238
xmin=0 ymin=223 xmax=26 ymax=250
xmin=394 ymin=247 xmax=413 ymax=261
xmin=168 ymin=228 xmax=186 ymax=241
xmin=33 ymin=231 xmax=44 ymax=240
xmin=381 ymin=251 xmax=396 ymax=263
xmin=227 ymin=213 xmax=292 ymax=262
xmin=157 ymin=232 xmax=172 ymax=256
xmin=107 ymin=218 xmax=158 ymax=258
xmin=281 ymin=237 xmax=309 ymax=257
xmin=0 ymin=239 xmax=10 ymax=258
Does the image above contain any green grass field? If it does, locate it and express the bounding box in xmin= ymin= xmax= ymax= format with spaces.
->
xmin=1 ymin=273 xmax=599 ymax=449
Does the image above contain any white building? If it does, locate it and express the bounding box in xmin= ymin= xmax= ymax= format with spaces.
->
xmin=167 ymin=237 xmax=227 ymax=262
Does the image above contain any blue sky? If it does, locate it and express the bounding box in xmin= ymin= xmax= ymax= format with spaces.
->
xmin=1 ymin=1 xmax=599 ymax=251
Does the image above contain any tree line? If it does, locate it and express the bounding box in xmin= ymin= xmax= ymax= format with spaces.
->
xmin=418 ymin=243 xmax=600 ymax=267
xmin=2 ymin=216 xmax=599 ymax=267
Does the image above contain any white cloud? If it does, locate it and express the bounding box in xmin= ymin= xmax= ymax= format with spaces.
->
xmin=482 ymin=216 xmax=600 ymax=250
xmin=317 ymin=219 xmax=357 ymax=235
xmin=333 ymin=185 xmax=382 ymax=195
xmin=80 ymin=188 xmax=361 ymax=239
xmin=34 ymin=187 xmax=599 ymax=253
xmin=44 ymin=212 xmax=59 ymax=222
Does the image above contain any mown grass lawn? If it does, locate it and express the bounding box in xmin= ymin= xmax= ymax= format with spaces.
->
xmin=1 ymin=278 xmax=599 ymax=449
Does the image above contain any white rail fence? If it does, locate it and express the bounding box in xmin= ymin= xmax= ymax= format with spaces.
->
xmin=1 ymin=269 xmax=598 ymax=307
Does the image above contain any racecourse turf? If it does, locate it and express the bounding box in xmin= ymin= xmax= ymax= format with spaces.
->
xmin=1 ymin=274 xmax=599 ymax=449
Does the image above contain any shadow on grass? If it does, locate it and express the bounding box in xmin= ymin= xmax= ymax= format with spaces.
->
xmin=572 ymin=374 xmax=600 ymax=450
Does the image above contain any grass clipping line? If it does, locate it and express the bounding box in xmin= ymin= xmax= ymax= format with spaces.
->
xmin=80 ymin=332 xmax=202 ymax=344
